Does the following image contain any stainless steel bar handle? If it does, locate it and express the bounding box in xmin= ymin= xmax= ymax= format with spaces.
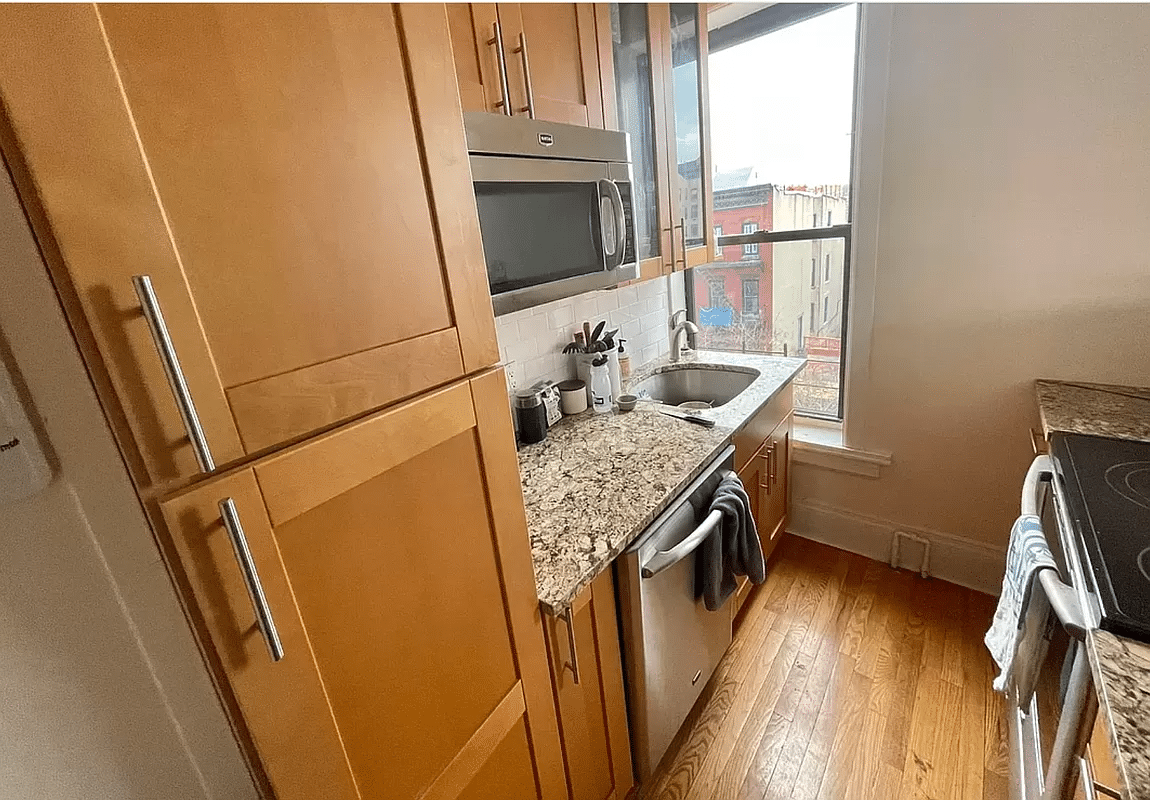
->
xmin=758 ymin=447 xmax=772 ymax=495
xmin=487 ymin=22 xmax=513 ymax=115
xmin=641 ymin=507 xmax=724 ymax=578
xmin=132 ymin=275 xmax=216 ymax=473
xmin=560 ymin=607 xmax=580 ymax=685
xmin=514 ymin=33 xmax=536 ymax=118
xmin=1021 ymin=454 xmax=1053 ymax=516
xmin=219 ymin=498 xmax=285 ymax=662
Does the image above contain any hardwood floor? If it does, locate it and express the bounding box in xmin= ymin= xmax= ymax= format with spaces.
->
xmin=638 ymin=537 xmax=1009 ymax=800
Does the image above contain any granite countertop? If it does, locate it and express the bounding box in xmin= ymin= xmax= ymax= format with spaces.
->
xmin=1036 ymin=379 xmax=1150 ymax=799
xmin=1087 ymin=630 xmax=1150 ymax=800
xmin=520 ymin=350 xmax=806 ymax=614
xmin=1036 ymin=379 xmax=1150 ymax=443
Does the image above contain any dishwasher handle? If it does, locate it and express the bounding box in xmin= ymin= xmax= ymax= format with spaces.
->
xmin=641 ymin=508 xmax=723 ymax=578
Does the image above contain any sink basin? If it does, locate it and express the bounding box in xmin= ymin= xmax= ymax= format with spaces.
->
xmin=631 ymin=366 xmax=758 ymax=408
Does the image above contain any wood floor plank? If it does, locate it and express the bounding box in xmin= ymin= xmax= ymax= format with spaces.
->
xmin=813 ymin=670 xmax=873 ymax=800
xmin=684 ymin=629 xmax=801 ymax=800
xmin=640 ymin=540 xmax=1004 ymax=800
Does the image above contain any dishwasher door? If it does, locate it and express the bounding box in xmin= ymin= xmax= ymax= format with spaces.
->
xmin=616 ymin=446 xmax=735 ymax=780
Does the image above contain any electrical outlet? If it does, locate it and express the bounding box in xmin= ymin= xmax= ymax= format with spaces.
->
xmin=505 ymin=360 xmax=520 ymax=394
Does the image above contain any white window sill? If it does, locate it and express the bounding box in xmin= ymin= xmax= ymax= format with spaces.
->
xmin=792 ymin=417 xmax=891 ymax=478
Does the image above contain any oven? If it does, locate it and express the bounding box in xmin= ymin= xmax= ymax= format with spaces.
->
xmin=465 ymin=112 xmax=638 ymax=315
xmin=1010 ymin=454 xmax=1096 ymax=800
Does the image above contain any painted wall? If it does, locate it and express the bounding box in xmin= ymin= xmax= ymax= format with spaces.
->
xmin=0 ymin=168 xmax=256 ymax=799
xmin=794 ymin=4 xmax=1150 ymax=566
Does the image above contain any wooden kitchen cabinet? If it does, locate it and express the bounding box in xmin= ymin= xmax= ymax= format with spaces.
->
xmin=544 ymin=572 xmax=634 ymax=800
xmin=448 ymin=3 xmax=605 ymax=127
xmin=157 ymin=370 xmax=566 ymax=800
xmin=0 ymin=4 xmax=497 ymax=489
xmin=732 ymin=386 xmax=794 ymax=625
xmin=601 ymin=3 xmax=715 ymax=276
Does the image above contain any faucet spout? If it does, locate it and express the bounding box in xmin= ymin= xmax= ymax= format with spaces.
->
xmin=670 ymin=311 xmax=699 ymax=363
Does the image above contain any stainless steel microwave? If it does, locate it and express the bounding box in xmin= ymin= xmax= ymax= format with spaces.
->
xmin=464 ymin=113 xmax=639 ymax=316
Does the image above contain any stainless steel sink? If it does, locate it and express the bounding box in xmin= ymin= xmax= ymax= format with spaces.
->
xmin=630 ymin=367 xmax=758 ymax=408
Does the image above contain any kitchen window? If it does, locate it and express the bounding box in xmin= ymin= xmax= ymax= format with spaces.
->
xmin=707 ymin=277 xmax=725 ymax=309
xmin=742 ymin=222 xmax=758 ymax=256
xmin=689 ymin=3 xmax=858 ymax=419
xmin=742 ymin=278 xmax=759 ymax=316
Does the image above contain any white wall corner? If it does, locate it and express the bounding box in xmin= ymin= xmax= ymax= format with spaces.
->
xmin=787 ymin=497 xmax=1005 ymax=596
xmin=841 ymin=3 xmax=892 ymax=449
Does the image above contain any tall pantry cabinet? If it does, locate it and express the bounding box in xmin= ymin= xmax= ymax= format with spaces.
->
xmin=0 ymin=5 xmax=565 ymax=800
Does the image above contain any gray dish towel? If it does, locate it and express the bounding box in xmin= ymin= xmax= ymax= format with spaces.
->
xmin=985 ymin=514 xmax=1056 ymax=692
xmin=700 ymin=470 xmax=766 ymax=611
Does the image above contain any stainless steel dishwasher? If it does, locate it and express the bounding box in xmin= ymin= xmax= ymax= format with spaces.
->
xmin=616 ymin=444 xmax=736 ymax=780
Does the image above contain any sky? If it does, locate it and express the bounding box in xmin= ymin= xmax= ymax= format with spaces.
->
xmin=707 ymin=5 xmax=858 ymax=185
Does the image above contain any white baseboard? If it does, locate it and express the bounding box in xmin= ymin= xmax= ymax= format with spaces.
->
xmin=787 ymin=498 xmax=1006 ymax=596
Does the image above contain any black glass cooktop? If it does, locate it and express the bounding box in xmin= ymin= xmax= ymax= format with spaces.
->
xmin=1051 ymin=432 xmax=1150 ymax=642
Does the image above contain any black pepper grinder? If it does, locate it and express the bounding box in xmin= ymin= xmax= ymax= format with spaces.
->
xmin=514 ymin=388 xmax=548 ymax=445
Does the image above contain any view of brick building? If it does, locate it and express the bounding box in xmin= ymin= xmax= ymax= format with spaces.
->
xmin=692 ymin=169 xmax=849 ymax=414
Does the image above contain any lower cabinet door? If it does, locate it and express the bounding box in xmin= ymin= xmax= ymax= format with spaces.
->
xmin=761 ymin=413 xmax=792 ymax=562
xmin=546 ymin=572 xmax=634 ymax=800
xmin=158 ymin=371 xmax=564 ymax=800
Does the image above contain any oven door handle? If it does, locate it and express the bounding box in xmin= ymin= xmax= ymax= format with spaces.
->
xmin=1021 ymin=453 xmax=1054 ymax=516
xmin=1022 ymin=455 xmax=1088 ymax=638
xmin=641 ymin=508 xmax=723 ymax=578
xmin=598 ymin=179 xmax=626 ymax=270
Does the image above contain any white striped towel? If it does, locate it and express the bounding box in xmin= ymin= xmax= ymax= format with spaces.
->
xmin=985 ymin=514 xmax=1056 ymax=692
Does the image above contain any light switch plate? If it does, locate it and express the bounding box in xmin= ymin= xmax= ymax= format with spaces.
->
xmin=0 ymin=354 xmax=51 ymax=505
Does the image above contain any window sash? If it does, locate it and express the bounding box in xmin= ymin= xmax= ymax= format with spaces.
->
xmin=713 ymin=223 xmax=852 ymax=420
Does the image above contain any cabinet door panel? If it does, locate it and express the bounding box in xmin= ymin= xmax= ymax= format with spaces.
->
xmin=100 ymin=4 xmax=451 ymax=387
xmin=160 ymin=472 xmax=359 ymax=800
xmin=448 ymin=3 xmax=503 ymax=114
xmin=0 ymin=4 xmax=497 ymax=484
xmin=273 ymin=430 xmax=518 ymax=799
xmin=497 ymin=3 xmax=604 ymax=127
xmin=762 ymin=414 xmax=792 ymax=561
xmin=546 ymin=572 xmax=634 ymax=800
xmin=160 ymin=372 xmax=564 ymax=800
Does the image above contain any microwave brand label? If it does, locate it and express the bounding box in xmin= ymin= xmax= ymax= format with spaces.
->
xmin=538 ymin=132 xmax=554 ymax=147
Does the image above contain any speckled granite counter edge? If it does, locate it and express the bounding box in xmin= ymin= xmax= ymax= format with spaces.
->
xmin=1087 ymin=630 xmax=1150 ymax=800
xmin=535 ymin=436 xmax=731 ymax=615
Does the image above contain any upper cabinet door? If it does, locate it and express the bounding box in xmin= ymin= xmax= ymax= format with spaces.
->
xmin=450 ymin=3 xmax=604 ymax=127
xmin=660 ymin=3 xmax=715 ymax=269
xmin=0 ymin=4 xmax=497 ymax=488
xmin=600 ymin=4 xmax=674 ymax=280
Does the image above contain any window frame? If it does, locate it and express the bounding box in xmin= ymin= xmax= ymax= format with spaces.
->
xmin=692 ymin=4 xmax=861 ymax=421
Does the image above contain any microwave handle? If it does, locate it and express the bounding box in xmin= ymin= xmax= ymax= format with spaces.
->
xmin=598 ymin=179 xmax=626 ymax=270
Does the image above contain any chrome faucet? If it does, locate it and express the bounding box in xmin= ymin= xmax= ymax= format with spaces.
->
xmin=670 ymin=310 xmax=699 ymax=363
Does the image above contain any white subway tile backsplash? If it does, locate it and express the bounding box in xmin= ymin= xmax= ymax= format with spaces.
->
xmin=640 ymin=310 xmax=665 ymax=334
xmin=495 ymin=278 xmax=670 ymax=391
xmin=548 ymin=304 xmax=575 ymax=331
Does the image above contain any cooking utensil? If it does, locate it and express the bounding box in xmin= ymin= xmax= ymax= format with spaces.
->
xmin=602 ymin=328 xmax=619 ymax=348
xmin=657 ymin=408 xmax=716 ymax=428
xmin=583 ymin=321 xmax=592 ymax=344
xmin=590 ymin=320 xmax=606 ymax=344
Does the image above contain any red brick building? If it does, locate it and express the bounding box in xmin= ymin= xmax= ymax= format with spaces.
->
xmin=693 ymin=169 xmax=774 ymax=334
